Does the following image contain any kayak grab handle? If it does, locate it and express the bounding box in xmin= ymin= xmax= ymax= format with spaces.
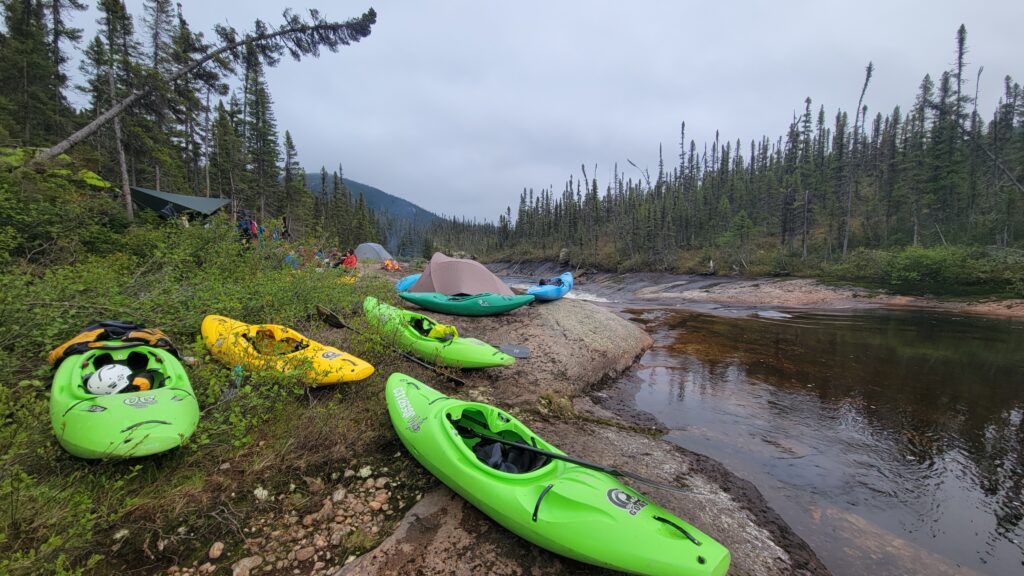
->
xmin=532 ymin=483 xmax=554 ymax=522
xmin=653 ymin=515 xmax=701 ymax=546
xmin=121 ymin=420 xmax=172 ymax=433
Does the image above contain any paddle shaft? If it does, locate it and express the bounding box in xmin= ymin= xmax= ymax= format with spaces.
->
xmin=457 ymin=422 xmax=698 ymax=495
xmin=316 ymin=305 xmax=466 ymax=387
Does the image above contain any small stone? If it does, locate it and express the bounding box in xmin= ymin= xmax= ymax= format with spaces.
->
xmin=362 ymin=478 xmax=375 ymax=490
xmin=167 ymin=568 xmax=180 ymax=574
xmin=209 ymin=542 xmax=225 ymax=560
xmin=368 ymin=501 xmax=382 ymax=511
xmin=373 ymin=491 xmax=388 ymax=504
xmin=316 ymin=500 xmax=334 ymax=521
xmin=302 ymin=515 xmax=315 ymax=526
xmin=345 ymin=555 xmax=356 ymax=564
xmin=219 ymin=462 xmax=231 ymax=470
xmin=304 ymin=477 xmax=325 ymax=494
xmin=313 ymin=534 xmax=328 ymax=548
xmin=343 ymin=469 xmax=355 ymax=478
xmin=331 ymin=488 xmax=346 ymax=503
xmin=231 ymin=555 xmax=262 ymax=576
xmin=313 ymin=561 xmax=325 ymax=571
xmin=374 ymin=477 xmax=388 ymax=488
xmin=295 ymin=547 xmax=316 ymax=562
xmin=198 ymin=562 xmax=214 ymax=574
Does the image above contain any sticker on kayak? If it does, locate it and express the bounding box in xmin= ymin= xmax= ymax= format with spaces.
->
xmin=607 ymin=488 xmax=648 ymax=516
xmin=321 ymin=351 xmax=342 ymax=359
xmin=123 ymin=395 xmax=156 ymax=408
xmin=392 ymin=386 xmax=422 ymax=433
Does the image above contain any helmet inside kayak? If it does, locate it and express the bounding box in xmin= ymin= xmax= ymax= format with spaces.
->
xmin=448 ymin=409 xmax=549 ymax=474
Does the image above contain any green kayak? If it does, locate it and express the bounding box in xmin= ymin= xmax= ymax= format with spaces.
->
xmin=50 ymin=344 xmax=199 ymax=459
xmin=398 ymin=291 xmax=534 ymax=316
xmin=364 ymin=296 xmax=514 ymax=368
xmin=385 ymin=373 xmax=730 ymax=576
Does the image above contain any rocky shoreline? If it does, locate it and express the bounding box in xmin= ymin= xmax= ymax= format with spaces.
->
xmin=335 ymin=292 xmax=830 ymax=575
xmin=490 ymin=261 xmax=1024 ymax=319
xmin=165 ymin=273 xmax=830 ymax=576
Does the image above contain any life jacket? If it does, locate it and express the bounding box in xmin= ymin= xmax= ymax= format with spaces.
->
xmin=48 ymin=321 xmax=179 ymax=368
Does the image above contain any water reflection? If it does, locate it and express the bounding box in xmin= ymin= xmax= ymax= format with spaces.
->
xmin=624 ymin=309 xmax=1024 ymax=576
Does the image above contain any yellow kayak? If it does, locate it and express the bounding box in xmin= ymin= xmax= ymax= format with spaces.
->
xmin=200 ymin=315 xmax=374 ymax=386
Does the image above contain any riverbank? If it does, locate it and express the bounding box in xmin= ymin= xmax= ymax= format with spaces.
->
xmin=489 ymin=261 xmax=1024 ymax=319
xmin=333 ymin=288 xmax=830 ymax=576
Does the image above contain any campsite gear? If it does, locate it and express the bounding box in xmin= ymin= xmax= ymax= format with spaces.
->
xmin=527 ymin=272 xmax=575 ymax=302
xmin=385 ymin=374 xmax=731 ymax=576
xmin=399 ymin=292 xmax=534 ymax=316
xmin=86 ymin=364 xmax=134 ymax=395
xmin=408 ymin=252 xmax=514 ymax=296
xmin=395 ymin=273 xmax=421 ymax=292
xmin=201 ymin=315 xmax=373 ymax=386
xmin=48 ymin=321 xmax=178 ymax=368
xmin=354 ymin=242 xmax=394 ymax=262
xmin=316 ymin=305 xmax=467 ymax=387
xmin=50 ymin=344 xmax=199 ymax=459
xmin=497 ymin=344 xmax=531 ymax=359
xmin=364 ymin=296 xmax=514 ymax=368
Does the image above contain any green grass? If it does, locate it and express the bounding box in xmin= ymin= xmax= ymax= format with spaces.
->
xmin=0 ymin=158 xmax=445 ymax=574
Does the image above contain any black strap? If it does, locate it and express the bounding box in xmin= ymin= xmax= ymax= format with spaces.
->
xmin=653 ymin=515 xmax=701 ymax=546
xmin=532 ymin=484 xmax=554 ymax=522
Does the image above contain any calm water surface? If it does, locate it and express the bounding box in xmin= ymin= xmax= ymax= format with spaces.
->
xmin=620 ymin=309 xmax=1024 ymax=576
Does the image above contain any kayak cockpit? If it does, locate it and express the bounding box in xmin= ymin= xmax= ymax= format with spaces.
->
xmin=445 ymin=406 xmax=551 ymax=474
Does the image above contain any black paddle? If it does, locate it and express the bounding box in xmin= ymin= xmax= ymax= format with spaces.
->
xmin=453 ymin=417 xmax=701 ymax=496
xmin=316 ymin=304 xmax=466 ymax=387
xmin=497 ymin=344 xmax=530 ymax=359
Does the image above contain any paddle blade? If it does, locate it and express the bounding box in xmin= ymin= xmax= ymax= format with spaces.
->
xmin=498 ymin=344 xmax=530 ymax=358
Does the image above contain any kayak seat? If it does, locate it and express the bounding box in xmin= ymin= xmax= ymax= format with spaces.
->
xmin=472 ymin=440 xmax=548 ymax=473
xmin=450 ymin=410 xmax=549 ymax=474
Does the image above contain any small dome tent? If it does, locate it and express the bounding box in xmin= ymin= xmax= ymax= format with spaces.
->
xmin=408 ymin=252 xmax=513 ymax=296
xmin=353 ymin=242 xmax=394 ymax=262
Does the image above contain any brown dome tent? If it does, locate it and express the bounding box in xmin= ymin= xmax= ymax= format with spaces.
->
xmin=408 ymin=253 xmax=513 ymax=296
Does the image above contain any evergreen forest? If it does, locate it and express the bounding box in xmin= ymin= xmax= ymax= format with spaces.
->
xmin=0 ymin=0 xmax=382 ymax=250
xmin=428 ymin=26 xmax=1024 ymax=296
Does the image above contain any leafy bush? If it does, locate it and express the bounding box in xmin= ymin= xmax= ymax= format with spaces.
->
xmin=824 ymin=245 xmax=1024 ymax=297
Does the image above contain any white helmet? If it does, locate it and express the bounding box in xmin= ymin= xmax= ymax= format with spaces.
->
xmin=86 ymin=364 xmax=133 ymax=395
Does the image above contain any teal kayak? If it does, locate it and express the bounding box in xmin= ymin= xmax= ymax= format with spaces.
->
xmin=363 ymin=296 xmax=514 ymax=368
xmin=385 ymin=373 xmax=730 ymax=576
xmin=50 ymin=344 xmax=199 ymax=459
xmin=399 ymin=292 xmax=534 ymax=316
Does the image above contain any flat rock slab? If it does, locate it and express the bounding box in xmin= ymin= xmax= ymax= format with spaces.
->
xmin=421 ymin=298 xmax=654 ymax=406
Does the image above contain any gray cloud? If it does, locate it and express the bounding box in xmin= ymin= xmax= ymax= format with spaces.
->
xmin=74 ymin=0 xmax=1024 ymax=219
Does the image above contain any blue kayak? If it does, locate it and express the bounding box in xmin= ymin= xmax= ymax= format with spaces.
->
xmin=395 ymin=273 xmax=421 ymax=292
xmin=526 ymin=272 xmax=574 ymax=301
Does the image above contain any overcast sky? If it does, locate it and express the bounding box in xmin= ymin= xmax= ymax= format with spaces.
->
xmin=72 ymin=1 xmax=1023 ymax=220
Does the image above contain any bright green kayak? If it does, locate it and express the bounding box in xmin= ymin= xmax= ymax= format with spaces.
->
xmin=385 ymin=373 xmax=730 ymax=576
xmin=364 ymin=296 xmax=514 ymax=368
xmin=398 ymin=291 xmax=534 ymax=316
xmin=50 ymin=344 xmax=199 ymax=459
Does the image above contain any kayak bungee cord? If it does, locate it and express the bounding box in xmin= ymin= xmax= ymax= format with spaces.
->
xmin=315 ymin=304 xmax=466 ymax=387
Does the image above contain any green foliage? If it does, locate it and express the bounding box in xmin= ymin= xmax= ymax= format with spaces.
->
xmin=824 ymin=246 xmax=1024 ymax=297
xmin=0 ymin=171 xmax=399 ymax=572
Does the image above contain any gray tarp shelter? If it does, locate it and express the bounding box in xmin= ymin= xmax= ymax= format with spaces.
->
xmin=130 ymin=186 xmax=230 ymax=217
xmin=354 ymin=242 xmax=394 ymax=261
xmin=409 ymin=252 xmax=513 ymax=296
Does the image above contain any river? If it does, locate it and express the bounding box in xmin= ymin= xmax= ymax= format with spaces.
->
xmin=606 ymin=307 xmax=1024 ymax=575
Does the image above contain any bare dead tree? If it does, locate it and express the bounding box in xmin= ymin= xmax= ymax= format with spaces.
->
xmin=33 ymin=7 xmax=376 ymax=165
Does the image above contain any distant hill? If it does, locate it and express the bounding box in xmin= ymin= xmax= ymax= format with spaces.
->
xmin=304 ymin=174 xmax=437 ymax=226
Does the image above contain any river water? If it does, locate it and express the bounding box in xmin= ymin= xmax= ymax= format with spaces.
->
xmin=614 ymin=307 xmax=1024 ymax=575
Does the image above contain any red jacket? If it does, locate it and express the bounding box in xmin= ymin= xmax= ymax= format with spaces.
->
xmin=341 ymin=255 xmax=357 ymax=269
